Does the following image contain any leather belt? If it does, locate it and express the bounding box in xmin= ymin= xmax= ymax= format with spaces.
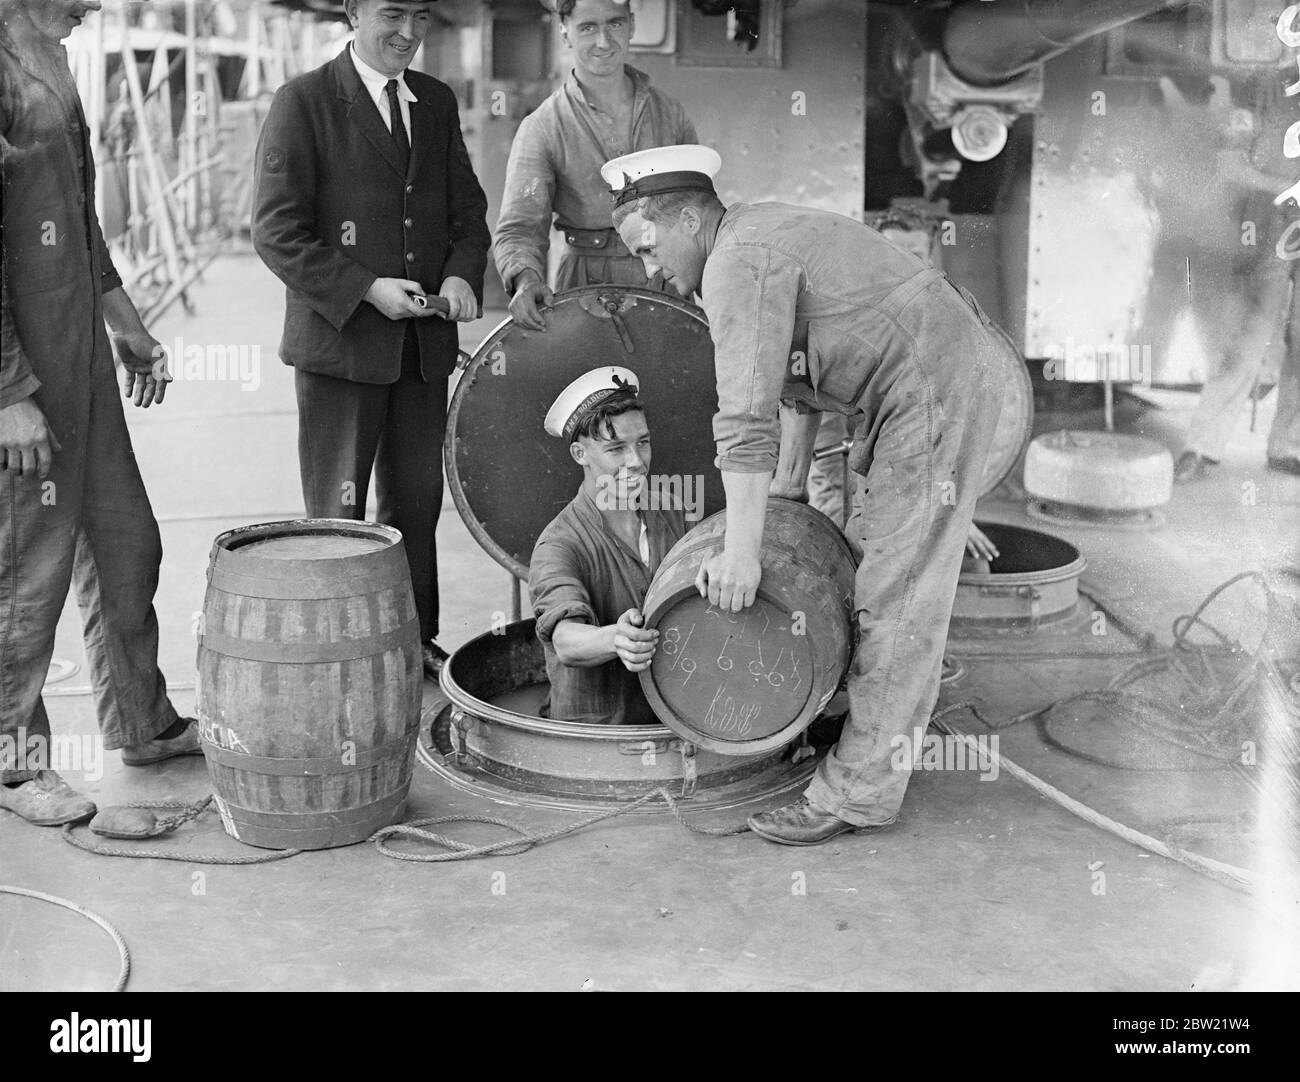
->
xmin=559 ymin=224 xmax=628 ymax=255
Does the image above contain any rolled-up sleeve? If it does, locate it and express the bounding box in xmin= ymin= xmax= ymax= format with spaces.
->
xmin=528 ymin=535 xmax=598 ymax=643
xmin=92 ymin=206 xmax=123 ymax=295
xmin=494 ymin=111 xmax=556 ymax=296
xmin=702 ymin=244 xmax=802 ymax=473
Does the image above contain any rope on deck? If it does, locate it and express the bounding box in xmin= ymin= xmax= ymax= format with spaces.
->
xmin=369 ymin=787 xmax=750 ymax=863
xmin=54 ymin=786 xmax=749 ymax=867
xmin=60 ymin=795 xmax=302 ymax=864
xmin=0 ymin=885 xmax=130 ymax=992
xmin=931 ymin=703 xmax=1258 ymax=895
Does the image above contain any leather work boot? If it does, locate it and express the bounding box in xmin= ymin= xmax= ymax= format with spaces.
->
xmin=747 ymin=797 xmax=897 ymax=847
xmin=0 ymin=770 xmax=96 ymax=826
xmin=121 ymin=717 xmax=204 ymax=767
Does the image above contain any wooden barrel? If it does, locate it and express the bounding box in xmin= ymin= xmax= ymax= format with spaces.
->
xmin=639 ymin=499 xmax=857 ymax=755
xmin=195 ymin=519 xmax=423 ymax=850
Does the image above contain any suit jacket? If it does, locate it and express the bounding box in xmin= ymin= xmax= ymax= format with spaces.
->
xmin=252 ymin=50 xmax=490 ymax=383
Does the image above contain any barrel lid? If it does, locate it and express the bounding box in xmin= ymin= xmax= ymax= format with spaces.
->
xmin=445 ymin=287 xmax=725 ymax=579
xmin=213 ymin=519 xmax=404 ymax=556
xmin=240 ymin=535 xmax=387 ymax=559
xmin=637 ymin=499 xmax=856 ymax=756
xmin=639 ymin=586 xmax=824 ymax=756
xmin=208 ymin=519 xmax=410 ymax=597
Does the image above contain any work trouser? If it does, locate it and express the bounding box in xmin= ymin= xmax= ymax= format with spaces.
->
xmin=0 ymin=341 xmax=177 ymax=782
xmin=1184 ymin=254 xmax=1300 ymax=462
xmin=805 ymin=277 xmax=1003 ymax=826
xmin=294 ymin=325 xmax=447 ymax=642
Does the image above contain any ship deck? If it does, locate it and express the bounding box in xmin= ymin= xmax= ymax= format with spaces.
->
xmin=2 ymin=252 xmax=1297 ymax=992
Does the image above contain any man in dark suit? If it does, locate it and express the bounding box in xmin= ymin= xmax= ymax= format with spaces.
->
xmin=253 ymin=0 xmax=490 ymax=677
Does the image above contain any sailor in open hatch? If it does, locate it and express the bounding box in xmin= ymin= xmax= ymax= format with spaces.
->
xmin=528 ymin=367 xmax=687 ymax=725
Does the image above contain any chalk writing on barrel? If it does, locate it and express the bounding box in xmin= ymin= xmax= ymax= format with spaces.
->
xmin=199 ymin=719 xmax=248 ymax=753
xmin=703 ymin=684 xmax=762 ymax=737
xmin=661 ymin=603 xmax=807 ymax=693
xmin=660 ymin=624 xmax=700 ymax=686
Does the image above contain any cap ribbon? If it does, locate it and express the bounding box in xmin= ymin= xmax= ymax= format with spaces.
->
xmin=562 ymin=375 xmax=639 ymax=442
xmin=612 ymin=170 xmax=717 ymax=207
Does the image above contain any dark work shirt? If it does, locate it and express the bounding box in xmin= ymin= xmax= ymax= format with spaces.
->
xmin=528 ymin=487 xmax=687 ymax=726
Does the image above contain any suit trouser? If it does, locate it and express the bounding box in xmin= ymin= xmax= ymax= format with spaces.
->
xmin=294 ymin=326 xmax=446 ymax=641
xmin=805 ymin=287 xmax=1003 ymax=826
xmin=0 ymin=343 xmax=177 ymax=783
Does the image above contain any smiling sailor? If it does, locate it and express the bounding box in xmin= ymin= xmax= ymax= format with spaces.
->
xmin=528 ymin=367 xmax=687 ymax=726
xmin=603 ymin=145 xmax=1009 ymax=845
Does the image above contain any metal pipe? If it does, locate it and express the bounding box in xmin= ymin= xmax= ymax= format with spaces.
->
xmin=184 ymin=0 xmax=198 ymax=233
xmin=943 ymin=0 xmax=1187 ymax=87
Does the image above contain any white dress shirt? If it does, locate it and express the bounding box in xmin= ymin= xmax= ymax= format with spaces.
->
xmin=349 ymin=43 xmax=417 ymax=144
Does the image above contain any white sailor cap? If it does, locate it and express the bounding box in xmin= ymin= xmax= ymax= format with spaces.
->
xmin=601 ymin=144 xmax=722 ymax=208
xmin=544 ymin=366 xmax=641 ymax=440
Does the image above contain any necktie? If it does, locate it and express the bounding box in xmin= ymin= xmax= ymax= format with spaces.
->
xmin=385 ymin=79 xmax=410 ymax=176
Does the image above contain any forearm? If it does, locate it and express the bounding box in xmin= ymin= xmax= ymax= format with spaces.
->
xmin=494 ymin=231 xmax=549 ymax=296
xmin=722 ymin=469 xmax=771 ymax=558
xmin=705 ymin=247 xmax=802 ymax=473
xmin=772 ymin=404 xmax=821 ymax=496
xmin=101 ymin=286 xmax=147 ymax=336
xmin=551 ymin=620 xmax=618 ymax=667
